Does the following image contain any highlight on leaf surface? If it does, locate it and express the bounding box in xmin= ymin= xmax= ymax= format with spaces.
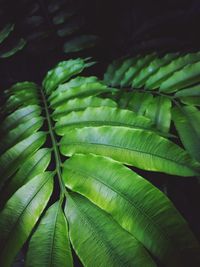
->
xmin=104 ymin=51 xmax=200 ymax=154
xmin=0 ymin=56 xmax=200 ymax=267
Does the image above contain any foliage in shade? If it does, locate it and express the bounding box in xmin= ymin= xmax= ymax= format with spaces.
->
xmin=0 ymin=55 xmax=200 ymax=267
xmin=26 ymin=201 xmax=73 ymax=267
xmin=172 ymin=106 xmax=200 ymax=162
xmin=104 ymin=51 xmax=200 ymax=156
xmin=0 ymin=24 xmax=26 ymax=58
xmin=0 ymin=172 xmax=53 ymax=267
xmin=63 ymin=153 xmax=200 ymax=267
xmin=0 ymin=0 xmax=99 ymax=56
xmin=65 ymin=192 xmax=156 ymax=267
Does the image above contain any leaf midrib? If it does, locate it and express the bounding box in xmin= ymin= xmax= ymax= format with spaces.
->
xmin=56 ymin=120 xmax=151 ymax=130
xmin=0 ymin=176 xmax=50 ymax=252
xmin=65 ymin=165 xmax=174 ymax=245
xmin=47 ymin=204 xmax=60 ymax=267
xmin=69 ymin=196 xmax=135 ymax=267
xmin=40 ymin=88 xmax=66 ymax=195
xmin=63 ymin=142 xmax=197 ymax=173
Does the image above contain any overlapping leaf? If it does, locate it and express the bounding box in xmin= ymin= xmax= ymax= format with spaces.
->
xmin=0 ymin=24 xmax=26 ymax=58
xmin=0 ymin=57 xmax=200 ymax=267
xmin=26 ymin=201 xmax=73 ymax=267
xmin=63 ymin=153 xmax=200 ymax=267
xmin=0 ymin=0 xmax=99 ymax=56
xmin=104 ymin=51 xmax=200 ymax=149
xmin=172 ymin=106 xmax=200 ymax=162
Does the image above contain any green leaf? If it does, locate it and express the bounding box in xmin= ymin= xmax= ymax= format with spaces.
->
xmin=172 ymin=106 xmax=200 ymax=162
xmin=55 ymin=106 xmax=153 ymax=136
xmin=42 ymin=58 xmax=95 ymax=94
xmin=3 ymin=95 xmax=39 ymax=114
xmin=26 ymin=201 xmax=73 ymax=267
xmin=174 ymin=84 xmax=200 ymax=106
xmin=0 ymin=105 xmax=41 ymax=134
xmin=52 ymin=96 xmax=117 ymax=120
xmin=60 ymin=126 xmax=200 ymax=176
xmin=104 ymin=56 xmax=140 ymax=87
xmin=3 ymin=82 xmax=39 ymax=113
xmin=0 ymin=38 xmax=26 ymax=58
xmin=63 ymin=35 xmax=99 ymax=54
xmin=52 ymin=9 xmax=78 ymax=25
xmin=0 ymin=24 xmax=14 ymax=44
xmin=51 ymin=83 xmax=116 ymax=109
xmin=49 ymin=80 xmax=117 ymax=108
xmin=0 ymin=116 xmax=44 ymax=154
xmin=121 ymin=53 xmax=156 ymax=87
xmin=0 ymin=172 xmax=53 ymax=267
xmin=120 ymin=92 xmax=153 ymax=115
xmin=49 ymin=76 xmax=99 ymax=97
xmin=179 ymin=96 xmax=200 ymax=106
xmin=103 ymin=58 xmax=128 ymax=86
xmin=49 ymin=76 xmax=99 ymax=101
xmin=114 ymin=57 xmax=141 ymax=87
xmin=160 ymin=61 xmax=200 ymax=93
xmin=57 ymin=19 xmax=82 ymax=36
xmin=5 ymin=82 xmax=38 ymax=95
xmin=63 ymin=153 xmax=200 ymax=266
xmin=175 ymin=84 xmax=200 ymax=98
xmin=65 ymin=192 xmax=156 ymax=267
xmin=1 ymin=55 xmax=200 ymax=267
xmin=0 ymin=148 xmax=51 ymax=208
xmin=145 ymin=96 xmax=172 ymax=133
xmin=0 ymin=132 xmax=46 ymax=189
xmin=132 ymin=53 xmax=179 ymax=88
xmin=145 ymin=52 xmax=200 ymax=89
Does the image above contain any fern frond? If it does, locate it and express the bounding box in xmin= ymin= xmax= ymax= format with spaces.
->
xmin=0 ymin=57 xmax=200 ymax=267
xmin=104 ymin=52 xmax=200 ymax=161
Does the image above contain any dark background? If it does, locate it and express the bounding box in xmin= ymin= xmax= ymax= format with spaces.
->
xmin=0 ymin=0 xmax=200 ymax=266
xmin=1 ymin=0 xmax=200 ymax=87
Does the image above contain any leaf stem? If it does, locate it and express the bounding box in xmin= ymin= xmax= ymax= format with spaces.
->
xmin=127 ymin=87 xmax=174 ymax=99
xmin=120 ymin=87 xmax=183 ymax=107
xmin=40 ymin=88 xmax=68 ymax=198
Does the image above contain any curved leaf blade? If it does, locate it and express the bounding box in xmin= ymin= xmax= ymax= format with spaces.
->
xmin=63 ymin=153 xmax=200 ymax=266
xmin=55 ymin=106 xmax=153 ymax=136
xmin=42 ymin=58 xmax=95 ymax=94
xmin=63 ymin=35 xmax=99 ymax=54
xmin=145 ymin=52 xmax=200 ymax=89
xmin=175 ymin=84 xmax=200 ymax=98
xmin=0 ymin=38 xmax=26 ymax=58
xmin=0 ymin=172 xmax=53 ymax=267
xmin=50 ymin=80 xmax=117 ymax=108
xmin=172 ymin=106 xmax=200 ymax=162
xmin=104 ymin=56 xmax=140 ymax=87
xmin=132 ymin=53 xmax=179 ymax=88
xmin=60 ymin=126 xmax=200 ymax=176
xmin=26 ymin=201 xmax=73 ymax=267
xmin=0 ymin=105 xmax=41 ymax=134
xmin=65 ymin=192 xmax=156 ymax=267
xmin=0 ymin=148 xmax=51 ymax=208
xmin=121 ymin=53 xmax=156 ymax=87
xmin=0 ymin=116 xmax=44 ymax=154
xmin=52 ymin=96 xmax=117 ymax=120
xmin=0 ymin=24 xmax=14 ymax=44
xmin=145 ymin=96 xmax=172 ymax=133
xmin=160 ymin=61 xmax=200 ymax=93
xmin=0 ymin=132 xmax=46 ymax=189
xmin=120 ymin=92 xmax=153 ymax=115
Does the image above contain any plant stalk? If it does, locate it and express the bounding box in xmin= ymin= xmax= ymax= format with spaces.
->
xmin=40 ymin=88 xmax=68 ymax=198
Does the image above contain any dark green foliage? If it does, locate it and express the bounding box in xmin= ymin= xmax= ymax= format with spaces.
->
xmin=0 ymin=0 xmax=99 ymax=56
xmin=104 ymin=51 xmax=200 ymax=162
xmin=0 ymin=56 xmax=200 ymax=267
xmin=0 ymin=23 xmax=26 ymax=58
